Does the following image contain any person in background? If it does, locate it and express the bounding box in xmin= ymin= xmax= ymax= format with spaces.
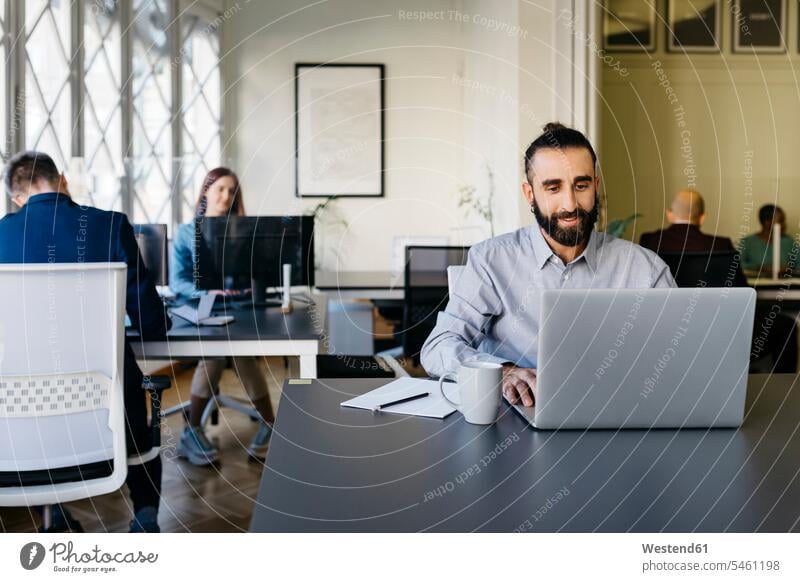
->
xmin=0 ymin=151 xmax=169 ymax=532
xmin=170 ymin=167 xmax=275 ymax=466
xmin=739 ymin=204 xmax=800 ymax=372
xmin=639 ymin=189 xmax=735 ymax=253
xmin=739 ymin=204 xmax=797 ymax=274
xmin=643 ymin=194 xmax=797 ymax=373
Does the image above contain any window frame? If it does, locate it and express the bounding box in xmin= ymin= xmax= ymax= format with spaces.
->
xmin=178 ymin=0 xmax=224 ymax=222
xmin=2 ymin=0 xmax=224 ymax=227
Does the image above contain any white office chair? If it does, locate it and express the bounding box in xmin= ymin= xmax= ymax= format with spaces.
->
xmin=0 ymin=263 xmax=162 ymax=529
xmin=447 ymin=265 xmax=466 ymax=297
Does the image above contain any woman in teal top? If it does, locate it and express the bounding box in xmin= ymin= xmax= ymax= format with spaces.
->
xmin=170 ymin=167 xmax=275 ymax=466
xmin=740 ymin=204 xmax=797 ymax=274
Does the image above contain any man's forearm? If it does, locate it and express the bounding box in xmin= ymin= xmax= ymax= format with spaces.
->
xmin=421 ymin=335 xmax=511 ymax=378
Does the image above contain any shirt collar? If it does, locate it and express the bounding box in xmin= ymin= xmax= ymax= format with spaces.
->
xmin=529 ymin=223 xmax=598 ymax=273
xmin=581 ymin=229 xmax=599 ymax=273
xmin=25 ymin=192 xmax=69 ymax=205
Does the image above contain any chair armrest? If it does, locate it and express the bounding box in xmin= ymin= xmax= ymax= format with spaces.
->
xmin=141 ymin=375 xmax=171 ymax=392
xmin=140 ymin=375 xmax=172 ymax=452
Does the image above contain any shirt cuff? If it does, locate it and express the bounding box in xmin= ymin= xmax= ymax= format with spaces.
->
xmin=464 ymin=353 xmax=514 ymax=367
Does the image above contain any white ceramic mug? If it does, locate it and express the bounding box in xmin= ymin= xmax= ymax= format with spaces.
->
xmin=438 ymin=361 xmax=503 ymax=424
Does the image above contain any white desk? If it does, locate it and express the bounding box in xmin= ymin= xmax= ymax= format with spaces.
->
xmin=748 ymin=277 xmax=800 ymax=287
xmin=748 ymin=277 xmax=800 ymax=303
xmin=129 ymin=303 xmax=324 ymax=378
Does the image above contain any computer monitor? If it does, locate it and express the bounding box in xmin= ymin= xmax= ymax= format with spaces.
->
xmin=195 ymin=216 xmax=314 ymax=302
xmin=133 ymin=224 xmax=168 ymax=287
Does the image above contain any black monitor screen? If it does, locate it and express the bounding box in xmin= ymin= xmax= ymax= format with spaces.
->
xmin=195 ymin=215 xmax=314 ymax=291
xmin=133 ymin=223 xmax=168 ymax=287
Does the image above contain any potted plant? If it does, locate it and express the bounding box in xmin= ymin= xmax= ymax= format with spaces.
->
xmin=457 ymin=163 xmax=495 ymax=238
xmin=308 ymin=195 xmax=348 ymax=270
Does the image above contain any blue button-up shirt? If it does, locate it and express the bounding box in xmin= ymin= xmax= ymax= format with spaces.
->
xmin=420 ymin=225 xmax=676 ymax=378
xmin=170 ymin=222 xmax=206 ymax=299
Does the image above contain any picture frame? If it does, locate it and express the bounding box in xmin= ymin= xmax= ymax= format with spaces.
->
xmin=667 ymin=0 xmax=721 ymax=52
xmin=295 ymin=63 xmax=385 ymax=198
xmin=732 ymin=0 xmax=786 ymax=53
xmin=602 ymin=0 xmax=657 ymax=52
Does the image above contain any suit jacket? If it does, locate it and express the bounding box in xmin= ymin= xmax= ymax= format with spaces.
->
xmin=0 ymin=192 xmax=170 ymax=448
xmin=639 ymin=224 xmax=735 ymax=253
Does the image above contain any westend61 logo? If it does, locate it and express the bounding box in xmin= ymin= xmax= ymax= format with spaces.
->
xmin=19 ymin=541 xmax=158 ymax=574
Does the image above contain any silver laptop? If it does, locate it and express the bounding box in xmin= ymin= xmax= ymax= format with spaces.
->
xmin=507 ymin=288 xmax=756 ymax=429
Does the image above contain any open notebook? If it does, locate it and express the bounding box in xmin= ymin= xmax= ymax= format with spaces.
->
xmin=340 ymin=377 xmax=456 ymax=419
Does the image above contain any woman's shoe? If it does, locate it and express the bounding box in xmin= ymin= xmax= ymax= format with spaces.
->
xmin=247 ymin=423 xmax=273 ymax=460
xmin=177 ymin=425 xmax=220 ymax=466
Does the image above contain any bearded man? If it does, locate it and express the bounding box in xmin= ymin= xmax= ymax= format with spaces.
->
xmin=421 ymin=122 xmax=675 ymax=407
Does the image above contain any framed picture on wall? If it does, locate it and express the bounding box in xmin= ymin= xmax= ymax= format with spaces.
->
xmin=603 ymin=0 xmax=656 ymax=52
xmin=667 ymin=0 xmax=721 ymax=52
xmin=732 ymin=0 xmax=786 ymax=53
xmin=295 ymin=63 xmax=385 ymax=198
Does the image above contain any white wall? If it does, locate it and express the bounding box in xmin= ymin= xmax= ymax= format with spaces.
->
xmin=223 ymin=0 xmax=571 ymax=270
xmin=601 ymin=0 xmax=800 ymax=244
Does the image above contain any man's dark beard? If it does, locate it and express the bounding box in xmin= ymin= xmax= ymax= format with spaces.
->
xmin=532 ymin=196 xmax=599 ymax=247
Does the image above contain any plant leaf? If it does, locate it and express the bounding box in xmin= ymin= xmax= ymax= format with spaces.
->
xmin=606 ymin=213 xmax=642 ymax=238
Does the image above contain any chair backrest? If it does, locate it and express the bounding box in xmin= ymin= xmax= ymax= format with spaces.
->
xmin=0 ymin=263 xmax=128 ymax=507
xmin=447 ymin=265 xmax=466 ymax=296
xmin=402 ymin=246 xmax=470 ymax=362
xmin=658 ymin=251 xmax=748 ymax=288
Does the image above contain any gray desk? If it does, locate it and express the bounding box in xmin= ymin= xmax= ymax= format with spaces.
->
xmin=129 ymin=305 xmax=322 ymax=378
xmin=251 ymin=374 xmax=800 ymax=532
xmin=316 ymin=271 xmax=800 ymax=304
xmin=315 ymin=270 xmax=402 ymax=300
xmin=314 ymin=270 xmax=449 ymax=300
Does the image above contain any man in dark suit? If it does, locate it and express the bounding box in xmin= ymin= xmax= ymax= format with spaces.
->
xmin=0 ymin=151 xmax=170 ymax=532
xmin=640 ymin=188 xmax=797 ymax=373
xmin=639 ymin=189 xmax=735 ymax=252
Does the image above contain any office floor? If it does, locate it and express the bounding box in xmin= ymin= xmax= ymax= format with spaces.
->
xmin=0 ymin=358 xmax=290 ymax=533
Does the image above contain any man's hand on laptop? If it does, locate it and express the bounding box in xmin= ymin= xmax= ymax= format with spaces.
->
xmin=502 ymin=364 xmax=536 ymax=407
